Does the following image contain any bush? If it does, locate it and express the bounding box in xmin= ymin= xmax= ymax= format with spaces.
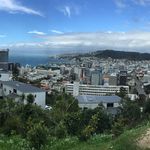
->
xmin=0 ymin=135 xmax=30 ymax=150
xmin=64 ymin=112 xmax=82 ymax=136
xmin=112 ymin=119 xmax=124 ymax=138
xmin=144 ymin=99 xmax=150 ymax=115
xmin=54 ymin=122 xmax=67 ymax=139
xmin=27 ymin=94 xmax=35 ymax=104
xmin=2 ymin=116 xmax=24 ymax=135
xmin=27 ymin=122 xmax=49 ymax=149
xmin=78 ymin=125 xmax=94 ymax=141
xmin=120 ymin=100 xmax=141 ymax=127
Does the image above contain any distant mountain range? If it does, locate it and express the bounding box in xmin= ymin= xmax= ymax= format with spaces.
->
xmin=82 ymin=50 xmax=150 ymax=60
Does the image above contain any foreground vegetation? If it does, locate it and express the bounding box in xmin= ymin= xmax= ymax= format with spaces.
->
xmin=1 ymin=91 xmax=150 ymax=149
xmin=0 ymin=121 xmax=149 ymax=150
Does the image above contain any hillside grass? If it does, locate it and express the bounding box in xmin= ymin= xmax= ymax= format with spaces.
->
xmin=0 ymin=122 xmax=150 ymax=150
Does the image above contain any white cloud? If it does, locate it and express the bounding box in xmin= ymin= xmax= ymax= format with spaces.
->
xmin=51 ymin=30 xmax=64 ymax=34
xmin=28 ymin=30 xmax=46 ymax=35
xmin=0 ymin=0 xmax=43 ymax=16
xmin=114 ymin=0 xmax=127 ymax=9
xmin=64 ymin=6 xmax=71 ymax=17
xmin=59 ymin=5 xmax=71 ymax=17
xmin=2 ymin=31 xmax=150 ymax=53
xmin=58 ymin=4 xmax=80 ymax=18
xmin=0 ymin=34 xmax=6 ymax=38
xmin=133 ymin=0 xmax=150 ymax=6
xmin=115 ymin=0 xmax=150 ymax=8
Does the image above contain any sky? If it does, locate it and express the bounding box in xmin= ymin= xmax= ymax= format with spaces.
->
xmin=1 ymin=0 xmax=150 ymax=55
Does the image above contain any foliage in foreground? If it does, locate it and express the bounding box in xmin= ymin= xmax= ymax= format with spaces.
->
xmin=1 ymin=92 xmax=150 ymax=149
xmin=0 ymin=122 xmax=149 ymax=150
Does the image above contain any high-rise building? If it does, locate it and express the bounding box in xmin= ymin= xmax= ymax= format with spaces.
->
xmin=109 ymin=74 xmax=117 ymax=85
xmin=0 ymin=49 xmax=9 ymax=71
xmin=118 ymin=70 xmax=127 ymax=85
xmin=91 ymin=70 xmax=102 ymax=85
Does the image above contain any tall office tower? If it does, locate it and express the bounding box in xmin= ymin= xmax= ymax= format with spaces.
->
xmin=0 ymin=49 xmax=9 ymax=71
xmin=74 ymin=67 xmax=82 ymax=81
xmin=118 ymin=70 xmax=127 ymax=85
xmin=91 ymin=70 xmax=103 ymax=85
xmin=60 ymin=65 xmax=65 ymax=75
xmin=80 ymin=67 xmax=86 ymax=80
xmin=109 ymin=74 xmax=117 ymax=85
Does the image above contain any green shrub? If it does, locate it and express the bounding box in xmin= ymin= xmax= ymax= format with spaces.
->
xmin=54 ymin=122 xmax=67 ymax=139
xmin=78 ymin=125 xmax=94 ymax=141
xmin=2 ymin=116 xmax=24 ymax=135
xmin=112 ymin=119 xmax=124 ymax=137
xmin=64 ymin=112 xmax=82 ymax=136
xmin=27 ymin=122 xmax=49 ymax=149
xmin=27 ymin=94 xmax=35 ymax=104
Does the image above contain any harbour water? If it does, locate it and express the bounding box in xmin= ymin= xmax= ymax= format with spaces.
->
xmin=9 ymin=55 xmax=69 ymax=66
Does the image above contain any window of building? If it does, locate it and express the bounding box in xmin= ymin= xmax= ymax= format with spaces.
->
xmin=107 ymin=103 xmax=114 ymax=108
xmin=34 ymin=94 xmax=36 ymax=98
xmin=13 ymin=89 xmax=17 ymax=94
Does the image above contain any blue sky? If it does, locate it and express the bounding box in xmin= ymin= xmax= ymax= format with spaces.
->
xmin=1 ymin=0 xmax=150 ymax=54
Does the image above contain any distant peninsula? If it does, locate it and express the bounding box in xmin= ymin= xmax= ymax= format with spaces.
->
xmin=90 ymin=50 xmax=150 ymax=60
xmin=59 ymin=50 xmax=150 ymax=60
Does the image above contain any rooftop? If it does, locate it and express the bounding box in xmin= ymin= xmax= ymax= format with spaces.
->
xmin=0 ymin=81 xmax=45 ymax=93
xmin=75 ymin=95 xmax=121 ymax=104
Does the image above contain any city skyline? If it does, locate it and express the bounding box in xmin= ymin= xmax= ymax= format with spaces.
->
xmin=1 ymin=0 xmax=150 ymax=54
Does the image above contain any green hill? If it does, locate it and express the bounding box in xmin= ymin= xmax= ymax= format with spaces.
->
xmin=75 ymin=50 xmax=150 ymax=60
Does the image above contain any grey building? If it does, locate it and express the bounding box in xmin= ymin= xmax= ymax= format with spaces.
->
xmin=0 ymin=49 xmax=9 ymax=71
xmin=91 ymin=70 xmax=102 ymax=85
xmin=75 ymin=95 xmax=121 ymax=115
xmin=109 ymin=74 xmax=117 ymax=85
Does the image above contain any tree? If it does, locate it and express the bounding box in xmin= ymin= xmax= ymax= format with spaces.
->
xmin=27 ymin=94 xmax=35 ymax=104
xmin=144 ymin=98 xmax=150 ymax=117
xmin=0 ymin=98 xmax=17 ymax=127
xmin=64 ymin=112 xmax=82 ymax=136
xmin=54 ymin=121 xmax=67 ymax=139
xmin=116 ymin=87 xmax=127 ymax=98
xmin=112 ymin=118 xmax=125 ymax=137
xmin=119 ymin=99 xmax=141 ymax=126
xmin=51 ymin=93 xmax=79 ymax=122
xmin=91 ymin=107 xmax=111 ymax=134
xmin=3 ymin=115 xmax=24 ymax=135
xmin=20 ymin=93 xmax=25 ymax=103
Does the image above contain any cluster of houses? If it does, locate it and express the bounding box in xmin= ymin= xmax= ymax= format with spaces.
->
xmin=0 ymin=70 xmax=122 ymax=114
xmin=0 ymin=49 xmax=122 ymax=114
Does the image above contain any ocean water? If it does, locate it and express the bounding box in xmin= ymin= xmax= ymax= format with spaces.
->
xmin=9 ymin=55 xmax=68 ymax=66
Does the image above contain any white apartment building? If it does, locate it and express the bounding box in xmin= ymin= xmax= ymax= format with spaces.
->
xmin=0 ymin=81 xmax=46 ymax=108
xmin=26 ymin=73 xmax=48 ymax=81
xmin=65 ymin=82 xmax=129 ymax=96
xmin=0 ymin=71 xmax=12 ymax=81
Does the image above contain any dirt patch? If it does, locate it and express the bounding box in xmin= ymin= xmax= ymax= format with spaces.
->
xmin=137 ymin=128 xmax=150 ymax=149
